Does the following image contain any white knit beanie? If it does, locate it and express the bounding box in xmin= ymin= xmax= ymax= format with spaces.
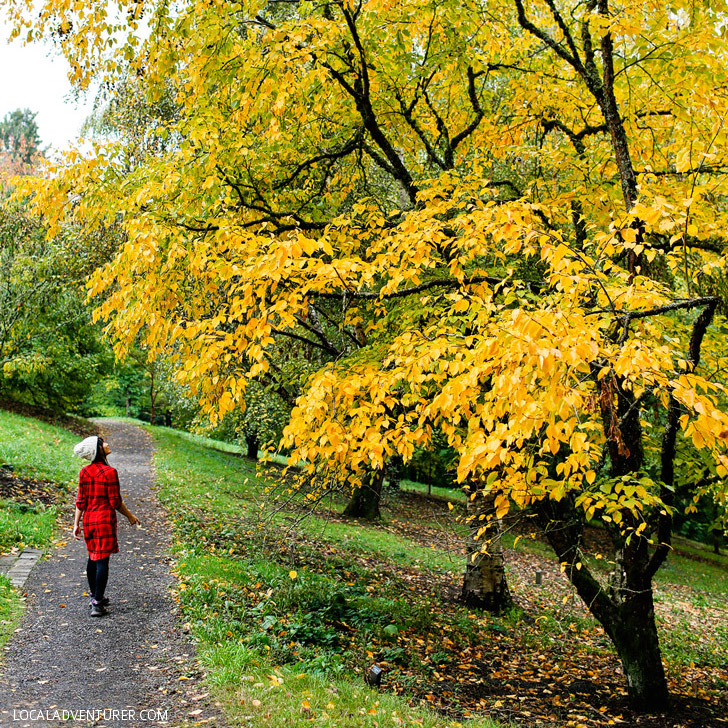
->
xmin=74 ymin=436 xmax=99 ymax=461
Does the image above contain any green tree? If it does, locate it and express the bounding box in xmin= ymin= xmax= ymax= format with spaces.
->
xmin=0 ymin=198 xmax=114 ymax=411
xmin=0 ymin=109 xmax=41 ymax=164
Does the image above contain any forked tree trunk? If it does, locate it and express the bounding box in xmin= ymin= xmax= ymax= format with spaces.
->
xmin=461 ymin=488 xmax=512 ymax=613
xmin=343 ymin=470 xmax=384 ymax=520
xmin=537 ymin=497 xmax=669 ymax=711
xmin=513 ymin=1 xmax=717 ymax=710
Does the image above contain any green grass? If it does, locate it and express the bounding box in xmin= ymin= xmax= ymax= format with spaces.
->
xmin=654 ymin=547 xmax=728 ymax=596
xmin=0 ymin=408 xmax=85 ymax=663
xmin=0 ymin=574 xmax=22 ymax=660
xmin=0 ymin=408 xmax=81 ymax=555
xmin=152 ymin=426 xmax=260 ymax=513
xmin=670 ymin=535 xmax=727 ymax=567
xmin=0 ymin=499 xmax=57 ymax=553
xmin=651 ymin=545 xmax=728 ymax=668
xmin=152 ymin=425 xmax=508 ymax=728
xmin=301 ymin=515 xmax=463 ymax=574
xmin=399 ymin=479 xmax=466 ymax=504
xmin=202 ymin=644 xmax=503 ymax=728
xmin=143 ymin=424 xmax=251 ymax=457
xmin=0 ymin=409 xmax=80 ymax=485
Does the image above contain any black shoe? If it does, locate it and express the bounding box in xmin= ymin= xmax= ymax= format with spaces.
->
xmin=88 ymin=596 xmax=110 ymax=607
xmin=90 ymin=601 xmax=107 ymax=617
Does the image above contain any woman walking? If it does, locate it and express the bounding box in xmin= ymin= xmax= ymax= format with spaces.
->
xmin=72 ymin=435 xmax=139 ymax=616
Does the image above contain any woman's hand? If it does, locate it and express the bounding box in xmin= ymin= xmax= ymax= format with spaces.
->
xmin=73 ymin=523 xmax=82 ymax=540
xmin=118 ymin=501 xmax=139 ymax=526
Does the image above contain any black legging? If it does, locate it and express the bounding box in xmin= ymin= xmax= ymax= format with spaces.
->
xmin=86 ymin=557 xmax=109 ymax=602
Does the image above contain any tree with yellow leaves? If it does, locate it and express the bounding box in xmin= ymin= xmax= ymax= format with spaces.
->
xmin=6 ymin=0 xmax=728 ymax=709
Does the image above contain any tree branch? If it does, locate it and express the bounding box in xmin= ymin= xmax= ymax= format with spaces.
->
xmin=595 ymin=297 xmax=720 ymax=323
xmin=313 ymin=274 xmax=502 ymax=300
xmin=270 ymin=326 xmax=341 ymax=357
xmin=396 ymin=85 xmax=448 ymax=170
xmin=450 ymin=66 xmax=486 ymax=153
xmin=272 ymin=128 xmax=364 ymax=191
xmin=514 ymin=0 xmax=586 ymax=77
xmin=648 ymin=298 xmax=718 ymax=579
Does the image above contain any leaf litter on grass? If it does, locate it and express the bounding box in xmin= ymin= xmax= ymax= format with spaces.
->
xmin=158 ymin=443 xmax=728 ymax=728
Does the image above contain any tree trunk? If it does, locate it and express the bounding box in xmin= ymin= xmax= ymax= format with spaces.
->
xmin=245 ymin=433 xmax=259 ymax=460
xmin=125 ymin=386 xmax=130 ymax=417
xmin=461 ymin=488 xmax=512 ymax=613
xmin=537 ymin=497 xmax=670 ymax=711
xmin=149 ymin=369 xmax=156 ymax=426
xmin=609 ymin=591 xmax=669 ymax=710
xmin=343 ymin=470 xmax=384 ymax=520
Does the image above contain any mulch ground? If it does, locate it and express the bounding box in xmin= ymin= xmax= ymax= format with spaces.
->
xmin=0 ymin=467 xmax=64 ymax=507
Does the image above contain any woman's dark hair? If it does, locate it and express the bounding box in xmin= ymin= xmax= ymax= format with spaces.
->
xmin=92 ymin=436 xmax=109 ymax=465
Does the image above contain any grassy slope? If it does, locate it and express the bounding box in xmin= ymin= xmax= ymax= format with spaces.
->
xmin=0 ymin=408 xmax=80 ymax=485
xmin=153 ymin=426 xmax=504 ymax=728
xmin=152 ymin=426 xmax=728 ymax=727
xmin=0 ymin=409 xmax=80 ymax=553
xmin=1 ymin=410 xmax=725 ymax=722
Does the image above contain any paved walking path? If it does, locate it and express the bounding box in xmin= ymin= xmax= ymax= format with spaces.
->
xmin=0 ymin=421 xmax=226 ymax=728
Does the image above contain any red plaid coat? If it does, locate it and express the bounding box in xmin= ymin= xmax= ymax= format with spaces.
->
xmin=76 ymin=463 xmax=122 ymax=560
